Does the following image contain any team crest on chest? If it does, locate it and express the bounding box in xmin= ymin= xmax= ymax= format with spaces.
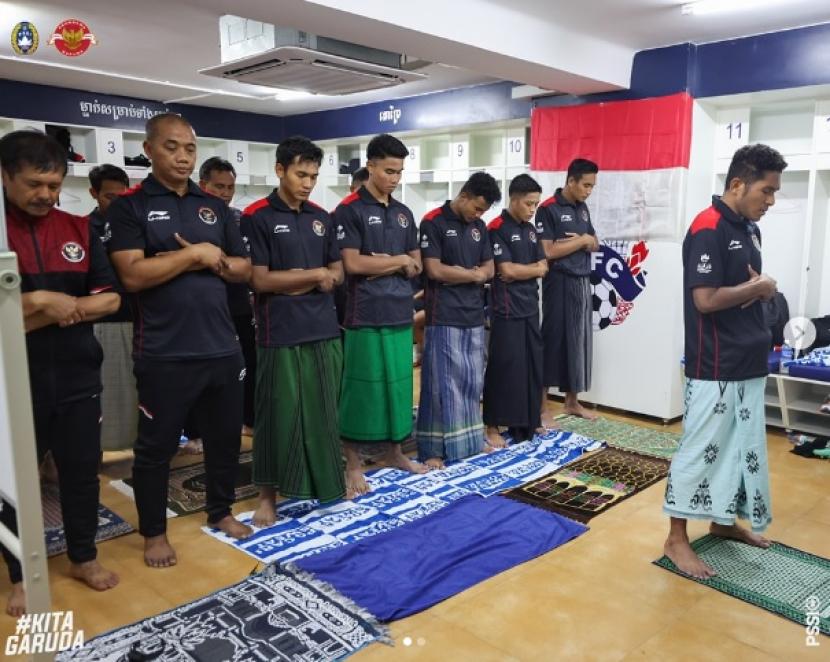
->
xmin=198 ymin=207 xmax=217 ymax=225
xmin=61 ymin=241 xmax=85 ymax=263
xmin=471 ymin=228 xmax=481 ymax=242
xmin=398 ymin=213 xmax=409 ymax=228
xmin=312 ymin=219 xmax=326 ymax=237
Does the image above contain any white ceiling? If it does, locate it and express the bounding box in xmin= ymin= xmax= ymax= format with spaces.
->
xmin=0 ymin=0 xmax=829 ymax=117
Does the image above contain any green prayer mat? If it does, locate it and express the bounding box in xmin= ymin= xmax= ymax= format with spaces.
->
xmin=554 ymin=414 xmax=680 ymax=459
xmin=654 ymin=534 xmax=830 ymax=635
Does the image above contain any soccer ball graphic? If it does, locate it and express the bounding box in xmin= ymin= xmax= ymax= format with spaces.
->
xmin=590 ymin=273 xmax=618 ymax=331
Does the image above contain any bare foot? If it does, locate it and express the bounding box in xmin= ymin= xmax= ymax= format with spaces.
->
xmin=485 ymin=427 xmax=507 ymax=449
xmin=5 ymin=582 xmax=25 ymax=617
xmin=424 ymin=457 xmax=445 ymax=470
xmin=179 ymin=438 xmax=203 ymax=455
xmin=39 ymin=451 xmax=59 ymax=484
xmin=241 ymin=426 xmax=254 ymax=437
xmin=564 ymin=401 xmax=598 ymax=420
xmin=346 ymin=467 xmax=371 ymax=499
xmin=710 ymin=522 xmax=771 ymax=548
xmin=663 ymin=536 xmax=716 ymax=579
xmin=144 ymin=534 xmax=177 ymax=568
xmin=69 ymin=560 xmax=119 ymax=591
xmin=211 ymin=515 xmax=253 ymax=540
xmin=540 ymin=416 xmax=560 ymax=430
xmin=384 ymin=444 xmax=428 ymax=474
xmin=252 ymin=491 xmax=277 ymax=528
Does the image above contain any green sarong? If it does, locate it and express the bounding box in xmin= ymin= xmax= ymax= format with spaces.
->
xmin=340 ymin=326 xmax=413 ymax=444
xmin=253 ymin=337 xmax=345 ymax=503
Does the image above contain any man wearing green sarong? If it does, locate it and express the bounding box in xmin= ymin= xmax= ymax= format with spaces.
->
xmin=243 ymin=136 xmax=346 ymax=526
xmin=334 ymin=134 xmax=426 ymax=498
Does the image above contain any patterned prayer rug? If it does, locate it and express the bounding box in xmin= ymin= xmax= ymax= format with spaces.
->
xmin=654 ymin=535 xmax=830 ymax=635
xmin=110 ymin=451 xmax=258 ymax=517
xmin=57 ymin=563 xmax=389 ymax=661
xmin=554 ymin=414 xmax=680 ymax=459
xmin=42 ymin=483 xmax=134 ymax=557
xmin=503 ymin=447 xmax=670 ymax=523
xmin=203 ymin=430 xmax=603 ymax=564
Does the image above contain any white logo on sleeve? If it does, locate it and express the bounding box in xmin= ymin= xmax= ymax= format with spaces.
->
xmin=147 ymin=210 xmax=170 ymax=222
xmin=697 ymin=253 xmax=712 ymax=274
xmin=336 ymin=224 xmax=345 ymax=240
xmin=493 ymin=242 xmax=503 ymax=256
xmin=420 ymin=234 xmax=429 ymax=248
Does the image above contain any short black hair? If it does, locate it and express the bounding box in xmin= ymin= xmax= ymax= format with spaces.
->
xmin=0 ymin=130 xmax=67 ymax=177
xmin=508 ymin=173 xmax=542 ymax=197
xmin=351 ymin=167 xmax=370 ymax=185
xmin=724 ymin=144 xmax=788 ymax=192
xmin=146 ymin=112 xmax=192 ymax=142
xmin=199 ymin=156 xmax=236 ymax=182
xmin=459 ymin=171 xmax=502 ymax=206
xmin=567 ymin=158 xmax=599 ymax=182
xmin=367 ymin=133 xmax=409 ymax=160
xmin=89 ymin=164 xmax=129 ymax=191
xmin=275 ymin=135 xmax=323 ymax=169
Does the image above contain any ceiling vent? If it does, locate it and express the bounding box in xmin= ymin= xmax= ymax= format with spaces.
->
xmin=199 ymin=16 xmax=428 ymax=95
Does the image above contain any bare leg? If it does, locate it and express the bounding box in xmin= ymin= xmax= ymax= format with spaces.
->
xmin=5 ymin=582 xmax=25 ymax=617
xmin=383 ymin=443 xmax=427 ymax=474
xmin=663 ymin=517 xmax=716 ymax=579
xmin=241 ymin=426 xmax=254 ymax=437
xmin=180 ymin=438 xmax=203 ymax=455
xmin=485 ymin=426 xmax=507 ymax=449
xmin=69 ymin=559 xmax=119 ymax=591
xmin=344 ymin=442 xmax=370 ymax=499
xmin=710 ymin=522 xmax=770 ymax=548
xmin=540 ymin=389 xmax=560 ymax=430
xmin=564 ymin=392 xmax=598 ymax=420
xmin=252 ymin=486 xmax=278 ymax=528
xmin=144 ymin=533 xmax=177 ymax=568
xmin=211 ymin=514 xmax=253 ymax=540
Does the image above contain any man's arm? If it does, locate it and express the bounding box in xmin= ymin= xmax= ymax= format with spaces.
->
xmin=75 ymin=292 xmax=121 ymax=322
xmin=423 ymin=258 xmax=485 ymax=284
xmin=543 ymin=233 xmax=595 ymax=260
xmin=340 ymin=249 xmax=413 ymax=276
xmin=497 ymin=259 xmax=547 ymax=282
xmin=693 ymin=267 xmax=776 ymax=313
xmin=21 ymin=291 xmax=81 ymax=332
xmin=110 ymin=242 xmax=217 ymax=292
xmin=251 ymin=265 xmax=330 ymax=295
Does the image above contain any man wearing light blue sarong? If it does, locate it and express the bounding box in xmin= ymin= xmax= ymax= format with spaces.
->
xmin=415 ymin=172 xmax=500 ymax=469
xmin=663 ymin=144 xmax=787 ymax=580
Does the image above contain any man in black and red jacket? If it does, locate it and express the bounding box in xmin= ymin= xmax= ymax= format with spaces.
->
xmin=0 ymin=130 xmax=121 ymax=617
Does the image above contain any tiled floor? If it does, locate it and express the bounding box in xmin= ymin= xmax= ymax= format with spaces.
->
xmin=1 ymin=399 xmax=827 ymax=661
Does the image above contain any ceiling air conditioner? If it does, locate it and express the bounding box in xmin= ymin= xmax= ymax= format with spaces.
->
xmin=199 ymin=16 xmax=428 ymax=95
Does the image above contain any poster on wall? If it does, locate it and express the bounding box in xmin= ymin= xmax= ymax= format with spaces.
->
xmin=590 ymin=240 xmax=650 ymax=331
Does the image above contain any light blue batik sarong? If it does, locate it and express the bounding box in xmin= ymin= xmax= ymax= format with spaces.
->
xmin=663 ymin=377 xmax=772 ymax=532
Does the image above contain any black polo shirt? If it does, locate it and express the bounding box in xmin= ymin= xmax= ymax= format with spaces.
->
xmin=420 ymin=201 xmax=492 ymax=327
xmin=89 ymin=207 xmax=132 ymax=323
xmin=242 ymin=191 xmax=341 ymax=348
xmin=488 ymin=210 xmax=544 ymax=319
xmin=683 ymin=196 xmax=770 ymax=381
xmin=536 ymin=188 xmax=596 ymax=276
xmin=226 ymin=206 xmax=253 ymax=318
xmin=7 ymin=203 xmax=117 ymax=405
xmin=107 ymin=174 xmax=246 ymax=361
xmin=334 ymin=186 xmax=419 ymax=328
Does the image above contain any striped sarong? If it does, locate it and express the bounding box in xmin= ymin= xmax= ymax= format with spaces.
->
xmin=664 ymin=377 xmax=771 ymax=532
xmin=93 ymin=321 xmax=138 ymax=451
xmin=254 ymin=338 xmax=345 ymax=503
xmin=415 ymin=325 xmax=486 ymax=462
xmin=339 ymin=326 xmax=413 ymax=444
xmin=542 ymin=271 xmax=592 ymax=393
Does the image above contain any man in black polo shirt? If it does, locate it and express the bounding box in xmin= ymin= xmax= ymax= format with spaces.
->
xmin=199 ymin=156 xmax=255 ymax=440
xmin=241 ymin=136 xmax=345 ymax=527
xmin=87 ymin=164 xmax=137 ymax=452
xmin=334 ymin=133 xmax=425 ymax=497
xmin=415 ymin=172 xmax=500 ymax=469
xmin=107 ymin=113 xmax=253 ymax=568
xmin=663 ymin=144 xmax=784 ymax=579
xmin=538 ymin=158 xmax=600 ymax=423
xmin=483 ymin=174 xmax=548 ymax=445
xmin=1 ymin=131 xmax=121 ymax=616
